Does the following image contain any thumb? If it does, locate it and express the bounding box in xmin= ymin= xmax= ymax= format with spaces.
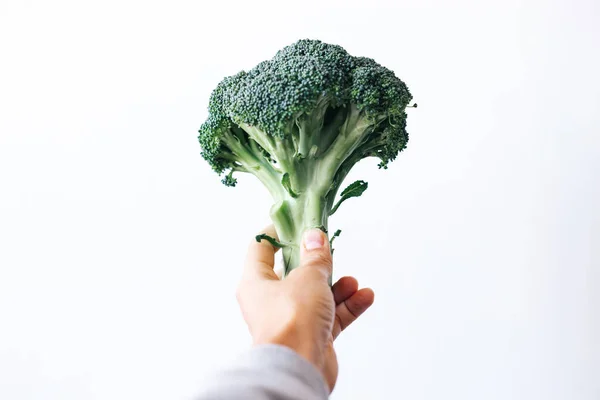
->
xmin=299 ymin=228 xmax=333 ymax=278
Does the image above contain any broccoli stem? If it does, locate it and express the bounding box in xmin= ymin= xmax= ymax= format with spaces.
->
xmin=270 ymin=190 xmax=328 ymax=276
xmin=245 ymin=107 xmax=378 ymax=278
xmin=221 ymin=131 xmax=284 ymax=198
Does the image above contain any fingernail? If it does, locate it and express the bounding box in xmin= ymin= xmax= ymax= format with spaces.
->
xmin=303 ymin=229 xmax=324 ymax=250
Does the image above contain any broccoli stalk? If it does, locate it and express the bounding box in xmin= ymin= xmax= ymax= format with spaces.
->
xmin=198 ymin=39 xmax=413 ymax=276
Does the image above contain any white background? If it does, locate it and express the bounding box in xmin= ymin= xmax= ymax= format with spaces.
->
xmin=0 ymin=0 xmax=598 ymax=399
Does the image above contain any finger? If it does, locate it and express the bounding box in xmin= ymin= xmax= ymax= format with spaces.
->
xmin=332 ymin=288 xmax=375 ymax=339
xmin=244 ymin=225 xmax=280 ymax=281
xmin=298 ymin=228 xmax=332 ymax=279
xmin=332 ymin=276 xmax=358 ymax=305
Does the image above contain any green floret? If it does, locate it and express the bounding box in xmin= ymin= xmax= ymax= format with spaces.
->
xmin=198 ymin=39 xmax=414 ymax=276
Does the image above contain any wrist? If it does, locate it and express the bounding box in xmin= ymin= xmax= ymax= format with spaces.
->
xmin=253 ymin=318 xmax=324 ymax=370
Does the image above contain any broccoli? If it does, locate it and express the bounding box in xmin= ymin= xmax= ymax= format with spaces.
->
xmin=198 ymin=39 xmax=414 ymax=277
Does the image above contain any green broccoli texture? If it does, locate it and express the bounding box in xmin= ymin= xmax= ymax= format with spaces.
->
xmin=198 ymin=39 xmax=414 ymax=276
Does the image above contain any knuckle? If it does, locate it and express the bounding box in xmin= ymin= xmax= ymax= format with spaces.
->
xmin=306 ymin=252 xmax=332 ymax=270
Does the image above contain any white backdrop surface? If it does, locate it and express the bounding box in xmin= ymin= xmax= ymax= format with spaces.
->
xmin=0 ymin=0 xmax=598 ymax=399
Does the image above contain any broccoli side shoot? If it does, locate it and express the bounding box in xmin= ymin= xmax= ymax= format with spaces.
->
xmin=198 ymin=39 xmax=413 ymax=276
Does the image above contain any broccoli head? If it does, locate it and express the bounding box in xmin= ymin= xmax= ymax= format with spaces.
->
xmin=198 ymin=39 xmax=414 ymax=276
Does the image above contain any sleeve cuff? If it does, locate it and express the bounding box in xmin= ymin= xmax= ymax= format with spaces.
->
xmin=240 ymin=344 xmax=330 ymax=398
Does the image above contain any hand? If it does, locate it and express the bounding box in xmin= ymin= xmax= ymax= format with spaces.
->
xmin=236 ymin=226 xmax=375 ymax=391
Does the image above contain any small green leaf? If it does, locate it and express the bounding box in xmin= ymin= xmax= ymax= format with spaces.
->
xmin=281 ymin=173 xmax=299 ymax=198
xmin=255 ymin=233 xmax=286 ymax=248
xmin=329 ymin=229 xmax=341 ymax=255
xmin=330 ymin=180 xmax=368 ymax=215
xmin=329 ymin=229 xmax=341 ymax=246
xmin=340 ymin=180 xmax=368 ymax=198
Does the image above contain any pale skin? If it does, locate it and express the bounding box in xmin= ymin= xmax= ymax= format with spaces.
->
xmin=236 ymin=226 xmax=375 ymax=392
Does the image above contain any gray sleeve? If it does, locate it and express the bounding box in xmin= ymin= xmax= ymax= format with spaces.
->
xmin=196 ymin=344 xmax=329 ymax=400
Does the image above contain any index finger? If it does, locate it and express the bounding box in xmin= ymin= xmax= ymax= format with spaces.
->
xmin=243 ymin=225 xmax=280 ymax=281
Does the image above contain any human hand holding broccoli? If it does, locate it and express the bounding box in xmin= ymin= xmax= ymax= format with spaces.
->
xmin=237 ymin=225 xmax=375 ymax=391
